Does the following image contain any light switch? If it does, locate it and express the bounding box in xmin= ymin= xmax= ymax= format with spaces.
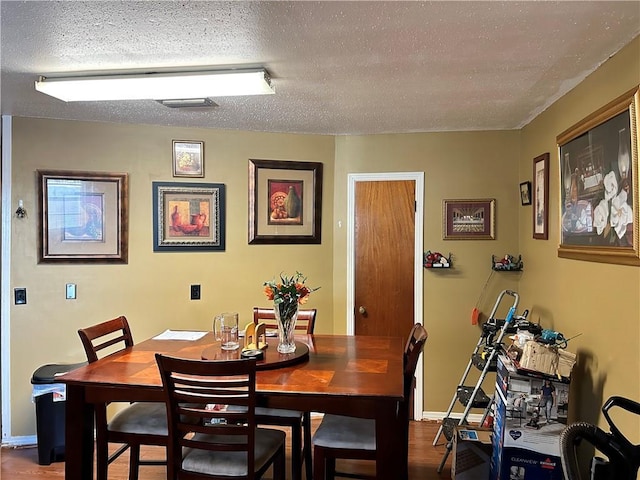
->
xmin=66 ymin=283 xmax=76 ymax=299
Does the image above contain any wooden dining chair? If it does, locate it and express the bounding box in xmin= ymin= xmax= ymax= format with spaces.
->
xmin=252 ymin=306 xmax=316 ymax=480
xmin=253 ymin=306 xmax=317 ymax=336
xmin=312 ymin=323 xmax=428 ymax=480
xmin=155 ymin=354 xmax=286 ymax=480
xmin=78 ymin=316 xmax=168 ymax=480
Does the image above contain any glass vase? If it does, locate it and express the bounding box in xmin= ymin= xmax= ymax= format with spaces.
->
xmin=274 ymin=298 xmax=298 ymax=354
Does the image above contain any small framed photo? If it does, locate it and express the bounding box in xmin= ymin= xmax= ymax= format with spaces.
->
xmin=37 ymin=170 xmax=128 ymax=263
xmin=152 ymin=182 xmax=225 ymax=252
xmin=248 ymin=159 xmax=323 ymax=244
xmin=519 ymin=181 xmax=532 ymax=206
xmin=173 ymin=140 xmax=204 ymax=177
xmin=443 ymin=198 xmax=495 ymax=240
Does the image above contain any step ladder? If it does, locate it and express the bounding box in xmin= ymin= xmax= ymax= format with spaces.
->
xmin=434 ymin=289 xmax=521 ymax=473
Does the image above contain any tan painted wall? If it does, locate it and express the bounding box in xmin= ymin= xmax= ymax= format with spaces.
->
xmin=519 ymin=37 xmax=640 ymax=438
xmin=332 ymin=131 xmax=523 ymax=413
xmin=6 ymin=35 xmax=640 ymax=441
xmin=9 ymin=121 xmax=335 ymax=436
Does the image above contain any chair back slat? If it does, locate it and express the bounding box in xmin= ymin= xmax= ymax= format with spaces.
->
xmin=77 ymin=315 xmax=134 ymax=363
xmin=156 ymin=354 xmax=259 ymax=480
xmin=253 ymin=307 xmax=317 ymax=334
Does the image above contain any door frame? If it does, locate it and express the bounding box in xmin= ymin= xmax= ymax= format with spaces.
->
xmin=347 ymin=171 xmax=424 ymax=420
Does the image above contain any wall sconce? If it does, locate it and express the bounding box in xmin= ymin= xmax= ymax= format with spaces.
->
xmin=15 ymin=199 xmax=27 ymax=218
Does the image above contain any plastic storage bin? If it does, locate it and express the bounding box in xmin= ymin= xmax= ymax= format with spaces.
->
xmin=31 ymin=362 xmax=86 ymax=465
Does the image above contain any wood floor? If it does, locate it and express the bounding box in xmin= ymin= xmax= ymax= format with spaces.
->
xmin=1 ymin=418 xmax=453 ymax=479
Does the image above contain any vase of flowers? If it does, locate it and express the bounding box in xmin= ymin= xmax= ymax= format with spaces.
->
xmin=264 ymin=272 xmax=318 ymax=354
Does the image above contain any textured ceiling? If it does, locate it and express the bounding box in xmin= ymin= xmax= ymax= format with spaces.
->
xmin=1 ymin=1 xmax=639 ymax=135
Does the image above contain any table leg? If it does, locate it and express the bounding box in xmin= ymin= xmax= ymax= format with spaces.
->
xmin=65 ymin=384 xmax=94 ymax=480
xmin=375 ymin=400 xmax=405 ymax=480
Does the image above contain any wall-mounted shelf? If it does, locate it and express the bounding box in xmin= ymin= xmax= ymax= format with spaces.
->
xmin=424 ymin=251 xmax=452 ymax=269
xmin=492 ymin=254 xmax=523 ymax=271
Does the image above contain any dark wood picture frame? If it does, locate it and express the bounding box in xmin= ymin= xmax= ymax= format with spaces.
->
xmin=172 ymin=140 xmax=204 ymax=178
xmin=37 ymin=170 xmax=128 ymax=263
xmin=520 ymin=181 xmax=532 ymax=206
xmin=443 ymin=198 xmax=495 ymax=240
xmin=533 ymin=153 xmax=550 ymax=239
xmin=152 ymin=182 xmax=226 ymax=252
xmin=248 ymin=159 xmax=323 ymax=244
xmin=557 ymin=87 xmax=639 ymax=265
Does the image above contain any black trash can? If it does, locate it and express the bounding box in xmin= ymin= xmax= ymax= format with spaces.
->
xmin=31 ymin=362 xmax=86 ymax=465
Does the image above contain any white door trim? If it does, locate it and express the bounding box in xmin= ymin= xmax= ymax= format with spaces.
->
xmin=1 ymin=116 xmax=13 ymax=443
xmin=346 ymin=171 xmax=424 ymax=420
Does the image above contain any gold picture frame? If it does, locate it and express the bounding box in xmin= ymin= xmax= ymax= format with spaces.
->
xmin=37 ymin=170 xmax=128 ymax=263
xmin=557 ymin=87 xmax=639 ymax=266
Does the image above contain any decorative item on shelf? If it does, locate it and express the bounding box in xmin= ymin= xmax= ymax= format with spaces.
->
xmin=243 ymin=322 xmax=268 ymax=351
xmin=423 ymin=251 xmax=452 ymax=268
xmin=263 ymin=271 xmax=319 ymax=354
xmin=492 ymin=254 xmax=523 ymax=271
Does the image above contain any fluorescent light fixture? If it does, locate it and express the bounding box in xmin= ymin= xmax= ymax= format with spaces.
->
xmin=35 ymin=68 xmax=274 ymax=102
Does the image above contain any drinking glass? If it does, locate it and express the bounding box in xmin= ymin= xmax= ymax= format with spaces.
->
xmin=214 ymin=312 xmax=239 ymax=350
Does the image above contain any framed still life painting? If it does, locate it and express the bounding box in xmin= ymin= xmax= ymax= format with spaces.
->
xmin=152 ymin=182 xmax=226 ymax=252
xmin=37 ymin=170 xmax=128 ymax=263
xmin=557 ymin=87 xmax=639 ymax=266
xmin=248 ymin=159 xmax=323 ymax=244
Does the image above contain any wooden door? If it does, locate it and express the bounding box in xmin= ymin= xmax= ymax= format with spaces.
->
xmin=354 ymin=180 xmax=415 ymax=339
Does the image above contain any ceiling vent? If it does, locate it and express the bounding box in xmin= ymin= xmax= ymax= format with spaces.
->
xmin=157 ymin=98 xmax=218 ymax=108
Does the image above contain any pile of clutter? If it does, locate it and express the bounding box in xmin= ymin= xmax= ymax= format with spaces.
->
xmin=423 ymin=251 xmax=451 ymax=268
xmin=505 ymin=324 xmax=577 ymax=379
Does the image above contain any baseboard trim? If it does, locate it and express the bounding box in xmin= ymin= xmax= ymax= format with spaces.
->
xmin=1 ymin=434 xmax=36 ymax=447
xmin=420 ymin=411 xmax=484 ymax=423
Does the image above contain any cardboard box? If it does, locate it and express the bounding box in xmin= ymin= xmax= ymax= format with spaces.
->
xmin=452 ymin=426 xmax=492 ymax=480
xmin=519 ymin=341 xmax=558 ymax=375
xmin=490 ymin=356 xmax=570 ymax=480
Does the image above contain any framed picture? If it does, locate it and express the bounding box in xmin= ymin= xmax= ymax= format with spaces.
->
xmin=557 ymin=87 xmax=639 ymax=266
xmin=443 ymin=198 xmax=495 ymax=240
xmin=152 ymin=182 xmax=225 ymax=252
xmin=173 ymin=140 xmax=204 ymax=177
xmin=533 ymin=153 xmax=549 ymax=240
xmin=37 ymin=170 xmax=128 ymax=263
xmin=248 ymin=159 xmax=323 ymax=244
xmin=519 ymin=181 xmax=532 ymax=206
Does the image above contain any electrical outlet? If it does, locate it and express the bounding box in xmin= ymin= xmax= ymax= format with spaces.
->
xmin=14 ymin=288 xmax=26 ymax=305
xmin=66 ymin=283 xmax=77 ymax=299
xmin=190 ymin=284 xmax=201 ymax=300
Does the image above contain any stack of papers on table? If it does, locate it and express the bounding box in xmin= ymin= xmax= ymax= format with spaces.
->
xmin=153 ymin=330 xmax=208 ymax=341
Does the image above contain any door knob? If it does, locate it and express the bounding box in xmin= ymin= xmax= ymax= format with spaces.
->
xmin=358 ymin=306 xmax=366 ymax=315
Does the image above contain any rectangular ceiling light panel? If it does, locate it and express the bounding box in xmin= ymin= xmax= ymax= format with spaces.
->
xmin=35 ymin=69 xmax=274 ymax=102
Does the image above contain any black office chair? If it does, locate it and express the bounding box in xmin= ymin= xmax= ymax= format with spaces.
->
xmin=78 ymin=316 xmax=168 ymax=480
xmin=155 ymin=353 xmax=286 ymax=480
xmin=312 ymin=323 xmax=428 ymax=480
xmin=560 ymin=396 xmax=640 ymax=480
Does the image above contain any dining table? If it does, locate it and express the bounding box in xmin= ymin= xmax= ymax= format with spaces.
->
xmin=60 ymin=332 xmax=406 ymax=480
